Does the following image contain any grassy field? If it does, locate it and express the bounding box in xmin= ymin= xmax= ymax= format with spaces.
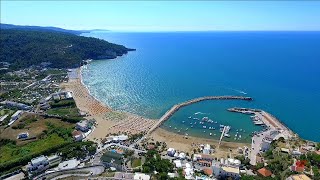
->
xmin=131 ymin=158 xmax=142 ymax=168
xmin=0 ymin=133 xmax=67 ymax=164
xmin=0 ymin=114 xmax=75 ymax=144
xmin=47 ymin=107 xmax=79 ymax=117
xmin=0 ymin=109 xmax=14 ymax=116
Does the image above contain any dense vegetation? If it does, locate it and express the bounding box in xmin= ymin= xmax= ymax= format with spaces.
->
xmin=0 ymin=29 xmax=134 ymax=69
xmin=0 ymin=23 xmax=85 ymax=35
xmin=0 ymin=122 xmax=72 ymax=173
xmin=142 ymin=150 xmax=174 ymax=179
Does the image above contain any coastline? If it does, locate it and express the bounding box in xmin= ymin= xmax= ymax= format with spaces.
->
xmin=62 ymin=66 xmax=251 ymax=150
xmin=150 ymin=127 xmax=250 ymax=156
xmin=61 ymin=67 xmax=157 ymax=142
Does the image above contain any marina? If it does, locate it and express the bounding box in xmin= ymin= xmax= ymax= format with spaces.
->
xmin=147 ymin=96 xmax=252 ymax=135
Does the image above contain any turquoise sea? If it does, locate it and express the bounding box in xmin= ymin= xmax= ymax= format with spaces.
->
xmin=81 ymin=32 xmax=320 ymax=142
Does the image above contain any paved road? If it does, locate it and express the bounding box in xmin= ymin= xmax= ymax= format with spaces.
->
xmin=35 ymin=165 xmax=105 ymax=180
xmin=98 ymin=143 xmax=146 ymax=154
xmin=250 ymin=129 xmax=272 ymax=165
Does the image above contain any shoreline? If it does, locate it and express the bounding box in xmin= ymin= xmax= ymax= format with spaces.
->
xmin=63 ymin=65 xmax=295 ymax=151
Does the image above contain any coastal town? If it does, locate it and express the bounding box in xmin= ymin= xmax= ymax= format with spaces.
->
xmin=0 ymin=63 xmax=319 ymax=180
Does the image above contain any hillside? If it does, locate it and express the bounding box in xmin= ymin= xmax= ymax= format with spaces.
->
xmin=0 ymin=29 xmax=135 ymax=69
xmin=0 ymin=23 xmax=86 ymax=35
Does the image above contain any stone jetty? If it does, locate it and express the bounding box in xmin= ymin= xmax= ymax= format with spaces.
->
xmin=147 ymin=96 xmax=253 ymax=135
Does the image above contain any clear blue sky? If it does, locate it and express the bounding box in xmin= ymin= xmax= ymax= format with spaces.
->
xmin=1 ymin=1 xmax=320 ymax=31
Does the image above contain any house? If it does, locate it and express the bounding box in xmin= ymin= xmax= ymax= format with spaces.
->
xmin=76 ymin=120 xmax=89 ymax=132
xmin=281 ymin=148 xmax=290 ymax=154
xmin=291 ymin=160 xmax=307 ymax=172
xmin=203 ymin=168 xmax=213 ymax=176
xmin=174 ymin=160 xmax=182 ymax=168
xmin=220 ymin=166 xmax=240 ymax=180
xmin=184 ymin=165 xmax=194 ymax=179
xmin=212 ymin=160 xmax=240 ymax=180
xmin=134 ymin=173 xmax=150 ymax=180
xmin=66 ymin=92 xmax=73 ymax=99
xmin=47 ymin=155 xmax=61 ymax=167
xmin=257 ymin=167 xmax=272 ymax=177
xmin=17 ymin=132 xmax=29 ymax=139
xmin=27 ymin=155 xmax=50 ymax=175
xmin=72 ymin=130 xmax=84 ymax=141
xmin=179 ymin=152 xmax=186 ymax=160
xmin=167 ymin=148 xmax=176 ymax=157
xmin=286 ymin=174 xmax=311 ymax=180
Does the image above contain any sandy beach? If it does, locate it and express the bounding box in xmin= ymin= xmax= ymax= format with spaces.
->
xmin=60 ymin=68 xmax=250 ymax=153
xmin=150 ymin=128 xmax=250 ymax=157
xmin=60 ymin=68 xmax=156 ymax=142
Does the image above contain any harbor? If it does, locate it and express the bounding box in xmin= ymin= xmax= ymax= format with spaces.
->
xmin=147 ymin=96 xmax=253 ymax=135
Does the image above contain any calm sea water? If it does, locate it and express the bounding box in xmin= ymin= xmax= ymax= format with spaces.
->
xmin=82 ymin=32 xmax=320 ymax=142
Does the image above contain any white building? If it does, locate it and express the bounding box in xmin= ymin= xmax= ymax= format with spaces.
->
xmin=212 ymin=159 xmax=240 ymax=180
xmin=27 ymin=155 xmax=50 ymax=174
xmin=179 ymin=152 xmax=186 ymax=160
xmin=76 ymin=120 xmax=89 ymax=132
xmin=66 ymin=92 xmax=73 ymax=99
xmin=203 ymin=144 xmax=211 ymax=154
xmin=8 ymin=110 xmax=23 ymax=126
xmin=0 ymin=114 xmax=8 ymax=123
xmin=174 ymin=160 xmax=182 ymax=168
xmin=134 ymin=173 xmax=150 ymax=180
xmin=167 ymin=148 xmax=176 ymax=157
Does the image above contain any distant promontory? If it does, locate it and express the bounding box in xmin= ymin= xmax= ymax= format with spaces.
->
xmin=0 ymin=29 xmax=135 ymax=69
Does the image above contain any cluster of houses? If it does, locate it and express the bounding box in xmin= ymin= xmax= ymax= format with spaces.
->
xmin=167 ymin=146 xmax=243 ymax=180
xmin=25 ymin=154 xmax=82 ymax=177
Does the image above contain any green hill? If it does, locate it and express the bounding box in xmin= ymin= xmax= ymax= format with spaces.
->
xmin=0 ymin=29 xmax=135 ymax=69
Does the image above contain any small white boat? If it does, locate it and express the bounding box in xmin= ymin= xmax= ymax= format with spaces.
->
xmin=174 ymin=127 xmax=177 ymax=130
xmin=185 ymin=128 xmax=188 ymax=131
xmin=203 ymin=126 xmax=207 ymax=129
xmin=191 ymin=125 xmax=193 ymax=128
xmin=169 ymin=126 xmax=172 ymax=128
xmin=182 ymin=121 xmax=185 ymax=123
xmin=203 ymin=130 xmax=206 ymax=133
xmin=178 ymin=130 xmax=181 ymax=133
xmin=210 ymin=133 xmax=212 ymax=136
xmin=188 ymin=116 xmax=192 ymax=119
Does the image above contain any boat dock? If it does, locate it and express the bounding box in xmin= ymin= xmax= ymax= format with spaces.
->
xmin=146 ymin=96 xmax=252 ymax=135
xmin=227 ymin=107 xmax=294 ymax=137
xmin=218 ymin=126 xmax=227 ymax=148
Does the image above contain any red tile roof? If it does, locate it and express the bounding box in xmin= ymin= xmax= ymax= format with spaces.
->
xmin=203 ymin=168 xmax=213 ymax=176
xmin=257 ymin=168 xmax=272 ymax=177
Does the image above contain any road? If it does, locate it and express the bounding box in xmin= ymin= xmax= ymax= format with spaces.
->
xmin=250 ymin=129 xmax=272 ymax=165
xmin=35 ymin=165 xmax=105 ymax=180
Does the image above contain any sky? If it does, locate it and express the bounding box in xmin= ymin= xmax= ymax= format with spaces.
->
xmin=1 ymin=1 xmax=320 ymax=31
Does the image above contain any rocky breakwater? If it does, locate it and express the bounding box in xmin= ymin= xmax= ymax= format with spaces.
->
xmin=147 ymin=96 xmax=253 ymax=135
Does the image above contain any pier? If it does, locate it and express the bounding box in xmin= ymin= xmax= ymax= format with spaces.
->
xmin=227 ymin=107 xmax=293 ymax=134
xmin=146 ymin=96 xmax=252 ymax=135
xmin=218 ymin=126 xmax=227 ymax=148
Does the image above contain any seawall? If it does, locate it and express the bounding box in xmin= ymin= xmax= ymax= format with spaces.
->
xmin=147 ymin=96 xmax=253 ymax=135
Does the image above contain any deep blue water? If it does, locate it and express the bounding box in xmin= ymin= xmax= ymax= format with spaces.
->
xmin=82 ymin=32 xmax=320 ymax=142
